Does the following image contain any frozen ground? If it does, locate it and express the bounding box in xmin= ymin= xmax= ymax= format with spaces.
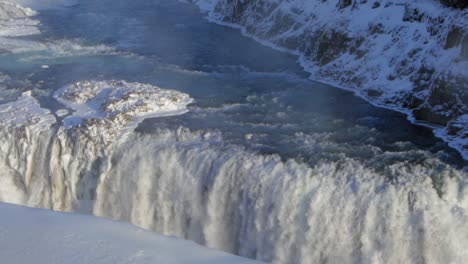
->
xmin=0 ymin=202 xmax=261 ymax=264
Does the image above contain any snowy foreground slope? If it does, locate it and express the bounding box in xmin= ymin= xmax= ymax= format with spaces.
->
xmin=0 ymin=203 xmax=261 ymax=264
xmin=191 ymin=0 xmax=468 ymax=159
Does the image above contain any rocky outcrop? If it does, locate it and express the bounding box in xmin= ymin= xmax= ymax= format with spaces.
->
xmin=440 ymin=0 xmax=468 ymax=9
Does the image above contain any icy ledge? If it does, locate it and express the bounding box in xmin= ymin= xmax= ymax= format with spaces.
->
xmin=54 ymin=80 xmax=193 ymax=143
xmin=0 ymin=91 xmax=55 ymax=134
xmin=0 ymin=203 xmax=261 ymax=264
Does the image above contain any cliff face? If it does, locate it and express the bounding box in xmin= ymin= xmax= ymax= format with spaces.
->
xmin=194 ymin=0 xmax=468 ymax=158
xmin=440 ymin=0 xmax=468 ymax=9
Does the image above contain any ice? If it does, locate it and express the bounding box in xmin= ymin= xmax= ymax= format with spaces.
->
xmin=0 ymin=91 xmax=55 ymax=133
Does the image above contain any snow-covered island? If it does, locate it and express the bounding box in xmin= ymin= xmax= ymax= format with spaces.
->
xmin=54 ymin=80 xmax=193 ymax=143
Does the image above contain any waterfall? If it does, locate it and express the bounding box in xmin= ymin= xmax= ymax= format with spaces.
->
xmin=1 ymin=122 xmax=467 ymax=263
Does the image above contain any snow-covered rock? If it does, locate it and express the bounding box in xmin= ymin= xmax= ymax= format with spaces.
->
xmin=54 ymin=80 xmax=193 ymax=143
xmin=440 ymin=0 xmax=468 ymax=9
xmin=2 ymin=0 xmax=76 ymax=10
xmin=0 ymin=0 xmax=115 ymax=54
xmin=0 ymin=1 xmax=35 ymax=20
xmin=0 ymin=1 xmax=40 ymax=52
xmin=0 ymin=91 xmax=55 ymax=134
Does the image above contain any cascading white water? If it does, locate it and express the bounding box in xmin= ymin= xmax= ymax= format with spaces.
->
xmin=1 ymin=116 xmax=467 ymax=263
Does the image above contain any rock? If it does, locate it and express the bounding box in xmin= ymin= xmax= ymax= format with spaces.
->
xmin=316 ymin=31 xmax=351 ymax=65
xmin=440 ymin=0 xmax=468 ymax=9
xmin=446 ymin=26 xmax=465 ymax=48
xmin=338 ymin=0 xmax=353 ymax=9
xmin=462 ymin=35 xmax=468 ymax=59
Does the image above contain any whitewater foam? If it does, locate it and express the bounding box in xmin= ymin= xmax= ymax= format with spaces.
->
xmin=0 ymin=98 xmax=467 ymax=263
xmin=0 ymin=2 xmax=467 ymax=263
xmin=0 ymin=53 xmax=466 ymax=263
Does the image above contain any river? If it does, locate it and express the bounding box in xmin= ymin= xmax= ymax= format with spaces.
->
xmin=0 ymin=1 xmax=467 ymax=263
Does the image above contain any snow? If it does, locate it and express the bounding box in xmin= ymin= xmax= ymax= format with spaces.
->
xmin=0 ymin=1 xmax=39 ymax=51
xmin=0 ymin=1 xmax=35 ymax=19
xmin=2 ymin=0 xmax=76 ymax=10
xmin=0 ymin=1 xmax=116 ymax=55
xmin=0 ymin=202 xmax=261 ymax=264
xmin=0 ymin=91 xmax=55 ymax=133
xmin=435 ymin=114 xmax=468 ymax=160
xmin=54 ymin=80 xmax=193 ymax=143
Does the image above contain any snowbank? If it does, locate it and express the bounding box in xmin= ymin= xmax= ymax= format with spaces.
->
xmin=0 ymin=202 xmax=261 ymax=264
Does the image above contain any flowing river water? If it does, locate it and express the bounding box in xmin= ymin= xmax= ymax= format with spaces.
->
xmin=0 ymin=1 xmax=467 ymax=263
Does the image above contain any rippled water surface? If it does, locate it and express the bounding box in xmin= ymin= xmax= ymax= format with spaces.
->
xmin=3 ymin=0 xmax=465 ymax=167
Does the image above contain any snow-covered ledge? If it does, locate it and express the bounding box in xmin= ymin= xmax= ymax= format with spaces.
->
xmin=0 ymin=203 xmax=262 ymax=264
